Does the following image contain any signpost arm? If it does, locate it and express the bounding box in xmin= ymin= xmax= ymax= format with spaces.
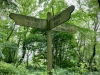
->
xmin=47 ymin=12 xmax=52 ymax=75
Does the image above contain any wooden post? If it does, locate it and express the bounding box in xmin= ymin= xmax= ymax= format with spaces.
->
xmin=47 ymin=12 xmax=52 ymax=75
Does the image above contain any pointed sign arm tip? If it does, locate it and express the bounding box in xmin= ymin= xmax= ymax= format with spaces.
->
xmin=9 ymin=13 xmax=15 ymax=19
xmin=70 ymin=5 xmax=75 ymax=8
xmin=70 ymin=5 xmax=75 ymax=12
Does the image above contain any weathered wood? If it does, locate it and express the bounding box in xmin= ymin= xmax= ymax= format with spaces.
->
xmin=47 ymin=12 xmax=52 ymax=75
xmin=50 ymin=5 xmax=75 ymax=29
xmin=9 ymin=13 xmax=47 ymax=29
xmin=52 ymin=24 xmax=78 ymax=34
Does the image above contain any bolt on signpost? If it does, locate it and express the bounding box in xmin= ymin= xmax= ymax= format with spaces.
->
xmin=9 ymin=5 xmax=76 ymax=75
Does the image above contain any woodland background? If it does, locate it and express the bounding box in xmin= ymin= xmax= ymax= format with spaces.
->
xmin=0 ymin=0 xmax=100 ymax=75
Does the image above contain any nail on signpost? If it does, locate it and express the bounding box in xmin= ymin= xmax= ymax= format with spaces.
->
xmin=9 ymin=5 xmax=76 ymax=75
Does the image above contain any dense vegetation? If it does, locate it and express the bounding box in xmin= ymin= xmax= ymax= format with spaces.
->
xmin=0 ymin=0 xmax=100 ymax=75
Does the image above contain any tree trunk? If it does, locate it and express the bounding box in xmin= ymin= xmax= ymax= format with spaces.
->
xmin=89 ymin=23 xmax=97 ymax=71
xmin=6 ymin=25 xmax=15 ymax=41
xmin=89 ymin=38 xmax=96 ymax=71
xmin=17 ymin=42 xmax=26 ymax=66
xmin=26 ymin=50 xmax=30 ymax=67
xmin=16 ymin=27 xmax=28 ymax=67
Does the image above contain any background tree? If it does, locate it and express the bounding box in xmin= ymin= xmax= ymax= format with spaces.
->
xmin=0 ymin=0 xmax=100 ymax=75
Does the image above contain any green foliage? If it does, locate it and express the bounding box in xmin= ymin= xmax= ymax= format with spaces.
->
xmin=17 ymin=0 xmax=37 ymax=15
xmin=0 ymin=61 xmax=17 ymax=74
xmin=0 ymin=0 xmax=100 ymax=75
xmin=0 ymin=50 xmax=4 ymax=61
xmin=17 ymin=64 xmax=28 ymax=75
xmin=0 ymin=61 xmax=28 ymax=75
xmin=53 ymin=67 xmax=80 ymax=75
xmin=61 ymin=59 xmax=76 ymax=68
xmin=2 ymin=42 xmax=18 ymax=63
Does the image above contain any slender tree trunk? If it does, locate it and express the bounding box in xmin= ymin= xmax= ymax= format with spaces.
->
xmin=26 ymin=50 xmax=30 ymax=67
xmin=89 ymin=23 xmax=97 ymax=71
xmin=55 ymin=44 xmax=58 ymax=66
xmin=17 ymin=42 xmax=26 ymax=66
xmin=6 ymin=25 xmax=15 ymax=41
xmin=89 ymin=37 xmax=96 ymax=71
xmin=59 ymin=42 xmax=63 ymax=67
xmin=16 ymin=27 xmax=28 ymax=67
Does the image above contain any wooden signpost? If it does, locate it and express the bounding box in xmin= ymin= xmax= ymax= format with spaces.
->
xmin=9 ymin=13 xmax=47 ymax=29
xmin=9 ymin=5 xmax=76 ymax=75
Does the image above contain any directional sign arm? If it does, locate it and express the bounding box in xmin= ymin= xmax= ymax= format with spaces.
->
xmin=50 ymin=5 xmax=75 ymax=29
xmin=52 ymin=24 xmax=78 ymax=34
xmin=9 ymin=13 xmax=47 ymax=29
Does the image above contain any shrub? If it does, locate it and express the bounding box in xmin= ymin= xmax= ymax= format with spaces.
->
xmin=2 ymin=42 xmax=18 ymax=63
xmin=61 ymin=59 xmax=75 ymax=68
xmin=17 ymin=64 xmax=28 ymax=75
xmin=0 ymin=61 xmax=28 ymax=75
xmin=0 ymin=61 xmax=18 ymax=74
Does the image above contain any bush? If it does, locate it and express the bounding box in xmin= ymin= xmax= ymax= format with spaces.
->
xmin=0 ymin=61 xmax=18 ymax=74
xmin=17 ymin=64 xmax=28 ymax=75
xmin=0 ymin=61 xmax=28 ymax=75
xmin=53 ymin=67 xmax=80 ymax=75
xmin=61 ymin=59 xmax=75 ymax=68
xmin=2 ymin=42 xmax=18 ymax=63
